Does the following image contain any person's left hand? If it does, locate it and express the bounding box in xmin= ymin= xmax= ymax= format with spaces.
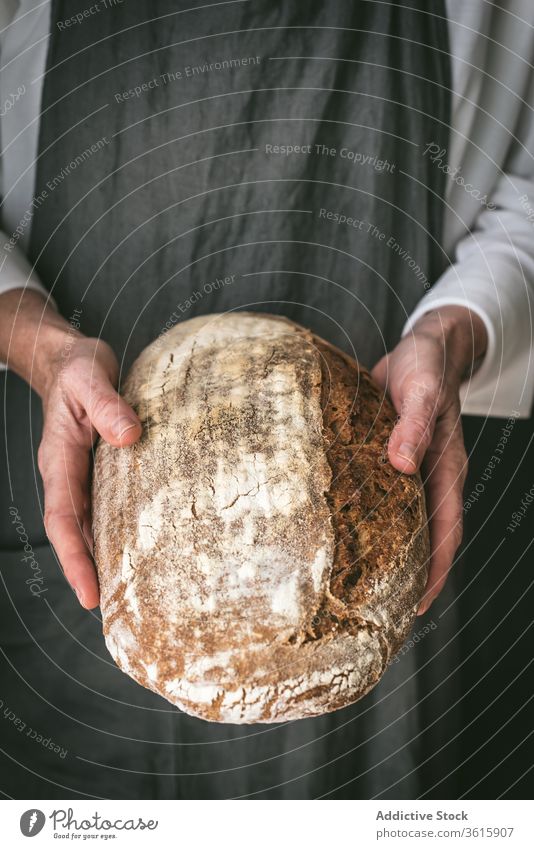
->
xmin=371 ymin=305 xmax=487 ymax=615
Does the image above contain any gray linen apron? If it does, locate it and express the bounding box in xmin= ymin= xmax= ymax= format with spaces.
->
xmin=1 ymin=0 xmax=454 ymax=798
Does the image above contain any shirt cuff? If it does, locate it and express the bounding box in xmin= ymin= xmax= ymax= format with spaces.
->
xmin=402 ymin=281 xmax=533 ymax=419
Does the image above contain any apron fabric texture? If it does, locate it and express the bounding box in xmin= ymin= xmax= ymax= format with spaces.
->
xmin=0 ymin=0 xmax=454 ymax=798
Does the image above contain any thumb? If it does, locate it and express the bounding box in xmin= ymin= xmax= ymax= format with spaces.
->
xmin=370 ymin=354 xmax=389 ymax=392
xmin=387 ymin=373 xmax=440 ymax=474
xmin=75 ymin=364 xmax=142 ymax=447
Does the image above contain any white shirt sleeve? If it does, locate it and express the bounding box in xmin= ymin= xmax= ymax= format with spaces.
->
xmin=0 ymin=0 xmax=53 ymax=302
xmin=403 ymin=174 xmax=534 ymax=419
xmin=403 ymin=2 xmax=534 ymax=419
xmin=0 ymin=0 xmax=56 ymax=369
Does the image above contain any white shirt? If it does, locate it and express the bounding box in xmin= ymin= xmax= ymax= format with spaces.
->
xmin=1 ymin=0 xmax=533 ymax=417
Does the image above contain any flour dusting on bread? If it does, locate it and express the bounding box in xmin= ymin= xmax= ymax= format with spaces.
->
xmin=93 ymin=313 xmax=428 ymax=723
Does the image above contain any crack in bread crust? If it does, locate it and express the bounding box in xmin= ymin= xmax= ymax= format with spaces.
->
xmin=93 ymin=313 xmax=429 ymax=723
xmin=310 ymin=339 xmax=429 ymax=651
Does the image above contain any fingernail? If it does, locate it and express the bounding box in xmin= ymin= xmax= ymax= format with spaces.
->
xmin=75 ymin=587 xmax=85 ymax=607
xmin=113 ymin=417 xmax=138 ymax=440
xmin=398 ymin=443 xmax=417 ymax=466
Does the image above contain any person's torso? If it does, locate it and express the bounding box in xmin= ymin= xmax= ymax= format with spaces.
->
xmin=29 ymin=0 xmax=451 ymax=372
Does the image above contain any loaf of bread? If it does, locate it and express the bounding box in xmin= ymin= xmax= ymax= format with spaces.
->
xmin=92 ymin=313 xmax=429 ymax=723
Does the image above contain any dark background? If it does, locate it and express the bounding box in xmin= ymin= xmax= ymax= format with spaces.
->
xmin=417 ymin=413 xmax=534 ymax=799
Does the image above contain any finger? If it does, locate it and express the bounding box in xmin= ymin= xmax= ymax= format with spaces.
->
xmin=69 ymin=359 xmax=142 ymax=448
xmin=370 ymin=354 xmax=389 ymax=392
xmin=39 ymin=435 xmax=100 ymax=609
xmin=387 ymin=371 xmax=442 ymax=474
xmin=417 ymin=406 xmax=467 ymax=615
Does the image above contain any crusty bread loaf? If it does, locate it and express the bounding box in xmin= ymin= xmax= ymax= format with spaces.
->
xmin=92 ymin=313 xmax=429 ymax=723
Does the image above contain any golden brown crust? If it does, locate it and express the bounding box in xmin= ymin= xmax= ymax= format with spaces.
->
xmin=312 ymin=339 xmax=429 ymax=654
xmin=92 ymin=313 xmax=429 ymax=723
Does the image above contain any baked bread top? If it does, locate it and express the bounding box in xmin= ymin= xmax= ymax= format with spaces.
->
xmin=92 ymin=313 xmax=429 ymax=722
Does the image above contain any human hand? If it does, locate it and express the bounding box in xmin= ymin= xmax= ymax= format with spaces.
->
xmin=371 ymin=306 xmax=487 ymax=615
xmin=36 ymin=334 xmax=142 ymax=608
xmin=0 ymin=289 xmax=143 ymax=609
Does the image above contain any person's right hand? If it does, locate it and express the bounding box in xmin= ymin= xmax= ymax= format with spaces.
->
xmin=37 ymin=335 xmax=142 ymax=609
